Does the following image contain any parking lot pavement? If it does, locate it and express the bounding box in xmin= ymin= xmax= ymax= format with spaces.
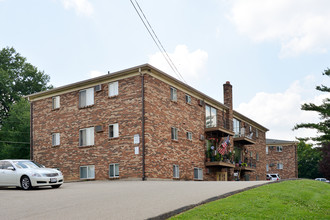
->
xmin=0 ymin=180 xmax=268 ymax=220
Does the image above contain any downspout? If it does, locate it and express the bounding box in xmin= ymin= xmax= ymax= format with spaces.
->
xmin=140 ymin=68 xmax=146 ymax=181
xmin=30 ymin=101 xmax=33 ymax=160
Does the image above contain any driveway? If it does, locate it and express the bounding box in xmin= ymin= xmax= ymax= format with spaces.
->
xmin=0 ymin=180 xmax=268 ymax=220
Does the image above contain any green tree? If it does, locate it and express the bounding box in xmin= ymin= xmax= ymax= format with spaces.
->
xmin=0 ymin=46 xmax=52 ymax=159
xmin=293 ymin=68 xmax=330 ymax=144
xmin=0 ymin=98 xmax=30 ymax=159
xmin=297 ymin=140 xmax=322 ymax=179
xmin=0 ymin=47 xmax=52 ymax=125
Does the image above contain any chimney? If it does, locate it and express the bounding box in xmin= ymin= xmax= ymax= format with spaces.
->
xmin=223 ymin=81 xmax=233 ymax=130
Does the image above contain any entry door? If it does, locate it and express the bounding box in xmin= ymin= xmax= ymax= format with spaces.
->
xmin=216 ymin=172 xmax=227 ymax=181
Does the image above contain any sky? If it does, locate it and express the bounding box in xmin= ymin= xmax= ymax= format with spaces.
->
xmin=1 ymin=0 xmax=329 ymax=142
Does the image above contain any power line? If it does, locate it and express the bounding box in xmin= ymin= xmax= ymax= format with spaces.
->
xmin=130 ymin=0 xmax=187 ymax=83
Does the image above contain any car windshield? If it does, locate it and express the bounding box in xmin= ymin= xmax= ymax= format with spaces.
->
xmin=13 ymin=161 xmax=44 ymax=169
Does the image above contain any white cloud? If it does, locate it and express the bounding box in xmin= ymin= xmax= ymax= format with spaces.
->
xmin=61 ymin=0 xmax=94 ymax=16
xmin=236 ymin=76 xmax=328 ymax=142
xmin=148 ymin=45 xmax=208 ymax=85
xmin=88 ymin=70 xmax=105 ymax=78
xmin=227 ymin=0 xmax=330 ymax=57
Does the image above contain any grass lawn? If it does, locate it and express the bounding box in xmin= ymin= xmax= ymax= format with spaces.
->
xmin=171 ymin=180 xmax=330 ymax=219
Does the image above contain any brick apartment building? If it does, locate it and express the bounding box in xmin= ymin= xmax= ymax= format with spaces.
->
xmin=266 ymin=139 xmax=298 ymax=179
xmin=27 ymin=64 xmax=269 ymax=181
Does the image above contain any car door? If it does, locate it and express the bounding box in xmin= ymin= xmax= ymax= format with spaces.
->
xmin=0 ymin=161 xmax=5 ymax=185
xmin=1 ymin=161 xmax=19 ymax=186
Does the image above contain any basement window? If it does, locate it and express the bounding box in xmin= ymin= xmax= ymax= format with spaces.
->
xmin=109 ymin=163 xmax=119 ymax=178
xmin=80 ymin=165 xmax=95 ymax=179
xmin=173 ymin=165 xmax=179 ymax=178
xmin=194 ymin=168 xmax=203 ymax=180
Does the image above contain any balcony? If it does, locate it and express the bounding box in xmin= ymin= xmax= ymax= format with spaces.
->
xmin=205 ymin=118 xmax=235 ymax=137
xmin=233 ymin=128 xmax=256 ymax=145
xmin=206 ymin=161 xmax=235 ymax=168
xmin=234 ymin=158 xmax=256 ymax=172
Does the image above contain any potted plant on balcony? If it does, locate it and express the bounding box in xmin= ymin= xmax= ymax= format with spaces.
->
xmin=241 ymin=163 xmax=247 ymax=167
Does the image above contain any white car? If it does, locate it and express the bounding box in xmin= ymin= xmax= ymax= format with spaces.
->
xmin=266 ymin=173 xmax=281 ymax=181
xmin=315 ymin=178 xmax=330 ymax=183
xmin=0 ymin=160 xmax=63 ymax=190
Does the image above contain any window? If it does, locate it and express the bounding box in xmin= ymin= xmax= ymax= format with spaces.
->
xmin=266 ymin=146 xmax=269 ymax=154
xmin=256 ymin=153 xmax=259 ymax=161
xmin=276 ymin=146 xmax=283 ymax=152
xmin=79 ymin=127 xmax=94 ymax=146
xmin=109 ymin=123 xmax=119 ymax=138
xmin=80 ymin=165 xmax=95 ymax=179
xmin=52 ymin=133 xmax=60 ymax=146
xmin=79 ymin=88 xmax=94 ymax=108
xmin=173 ymin=165 xmax=179 ymax=178
xmin=250 ymin=151 xmax=253 ymax=158
xmin=205 ymin=105 xmax=217 ymax=128
xmin=194 ymin=168 xmax=203 ymax=180
xmin=186 ymin=132 xmax=192 ymax=140
xmin=170 ymin=87 xmax=177 ymax=101
xmin=185 ymin=94 xmax=191 ymax=104
xmin=109 ymin=81 xmax=119 ymax=97
xmin=277 ymin=163 xmax=283 ymax=169
xmin=256 ymin=129 xmax=259 ymax=137
xmin=171 ymin=127 xmax=178 ymax=140
xmin=52 ymin=96 xmax=60 ymax=109
xmin=266 ymin=164 xmax=269 ymax=172
xmin=109 ymin=163 xmax=119 ymax=178
xmin=233 ymin=118 xmax=240 ymax=136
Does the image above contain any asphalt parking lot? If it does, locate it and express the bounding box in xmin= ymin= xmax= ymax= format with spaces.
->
xmin=0 ymin=180 xmax=268 ymax=220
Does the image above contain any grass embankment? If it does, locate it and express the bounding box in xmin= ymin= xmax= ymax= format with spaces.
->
xmin=171 ymin=180 xmax=330 ymax=219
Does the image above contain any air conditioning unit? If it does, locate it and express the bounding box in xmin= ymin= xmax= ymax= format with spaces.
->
xmin=95 ymin=84 xmax=102 ymax=92
xmin=198 ymin=99 xmax=204 ymax=106
xmin=95 ymin=125 xmax=103 ymax=133
xmin=200 ymin=135 xmax=205 ymax=141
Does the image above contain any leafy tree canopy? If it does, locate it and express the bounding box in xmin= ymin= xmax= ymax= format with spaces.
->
xmin=297 ymin=140 xmax=322 ymax=179
xmin=0 ymin=47 xmax=52 ymax=125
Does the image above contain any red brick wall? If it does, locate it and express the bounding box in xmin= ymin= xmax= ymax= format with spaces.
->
xmin=143 ymin=74 xmax=206 ymax=180
xmin=32 ymin=75 xmax=143 ymax=181
xmin=266 ymin=144 xmax=298 ymax=179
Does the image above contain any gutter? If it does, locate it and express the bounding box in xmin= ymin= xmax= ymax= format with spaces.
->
xmin=30 ymin=102 xmax=33 ymax=160
xmin=140 ymin=68 xmax=146 ymax=181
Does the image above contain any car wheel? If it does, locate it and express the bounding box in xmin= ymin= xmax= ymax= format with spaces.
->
xmin=51 ymin=184 xmax=61 ymax=189
xmin=21 ymin=176 xmax=32 ymax=190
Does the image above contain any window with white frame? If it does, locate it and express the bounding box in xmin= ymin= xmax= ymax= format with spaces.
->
xmin=256 ymin=129 xmax=259 ymax=137
xmin=276 ymin=146 xmax=283 ymax=152
xmin=205 ymin=105 xmax=217 ymax=128
xmin=109 ymin=81 xmax=119 ymax=97
xmin=171 ymin=127 xmax=178 ymax=140
xmin=194 ymin=168 xmax=203 ymax=180
xmin=79 ymin=127 xmax=94 ymax=146
xmin=80 ymin=165 xmax=95 ymax=179
xmin=109 ymin=123 xmax=119 ymax=138
xmin=109 ymin=163 xmax=119 ymax=178
xmin=173 ymin=165 xmax=179 ymax=178
xmin=250 ymin=151 xmax=253 ymax=158
xmin=186 ymin=132 xmax=192 ymax=140
xmin=266 ymin=164 xmax=269 ymax=172
xmin=277 ymin=163 xmax=283 ymax=169
xmin=185 ymin=94 xmax=191 ymax=104
xmin=79 ymin=88 xmax=94 ymax=108
xmin=256 ymin=153 xmax=259 ymax=161
xmin=266 ymin=146 xmax=269 ymax=154
xmin=52 ymin=133 xmax=60 ymax=146
xmin=52 ymin=96 xmax=60 ymax=109
xmin=170 ymin=87 xmax=177 ymax=101
xmin=233 ymin=118 xmax=240 ymax=136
